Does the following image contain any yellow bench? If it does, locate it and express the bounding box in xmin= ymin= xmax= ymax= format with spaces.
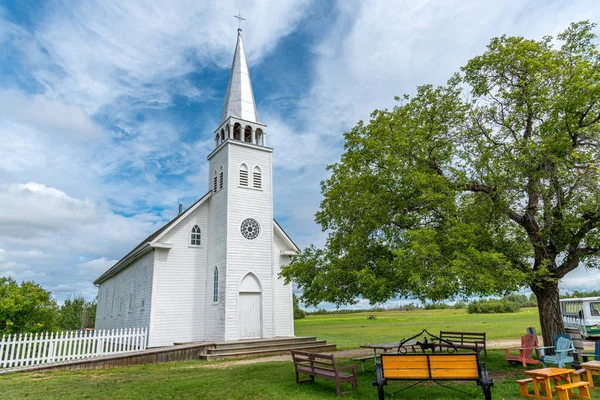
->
xmin=555 ymin=381 xmax=591 ymax=400
xmin=373 ymin=353 xmax=493 ymax=400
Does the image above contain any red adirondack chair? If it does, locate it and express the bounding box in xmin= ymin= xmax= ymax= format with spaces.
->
xmin=505 ymin=333 xmax=540 ymax=367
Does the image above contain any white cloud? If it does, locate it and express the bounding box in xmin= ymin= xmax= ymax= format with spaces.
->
xmin=0 ymin=182 xmax=96 ymax=235
xmin=32 ymin=0 xmax=312 ymax=112
xmin=560 ymin=267 xmax=600 ymax=293
xmin=78 ymin=257 xmax=118 ymax=276
xmin=0 ymin=90 xmax=106 ymax=142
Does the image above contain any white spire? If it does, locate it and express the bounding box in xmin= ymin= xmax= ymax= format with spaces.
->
xmin=220 ymin=29 xmax=258 ymax=124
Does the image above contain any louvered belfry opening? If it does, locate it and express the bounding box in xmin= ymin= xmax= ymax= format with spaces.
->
xmin=239 ymin=164 xmax=248 ymax=186
xmin=253 ymin=166 xmax=261 ymax=189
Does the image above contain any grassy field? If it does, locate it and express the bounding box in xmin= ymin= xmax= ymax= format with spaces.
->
xmin=2 ymin=308 xmax=598 ymax=399
xmin=295 ymin=308 xmax=543 ymax=349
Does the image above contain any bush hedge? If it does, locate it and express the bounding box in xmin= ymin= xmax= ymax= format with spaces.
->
xmin=467 ymin=299 xmax=520 ymax=314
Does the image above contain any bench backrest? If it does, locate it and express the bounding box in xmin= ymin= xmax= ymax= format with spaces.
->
xmin=291 ymin=350 xmax=337 ymax=372
xmin=440 ymin=331 xmax=486 ymax=344
xmin=381 ymin=353 xmax=480 ymax=380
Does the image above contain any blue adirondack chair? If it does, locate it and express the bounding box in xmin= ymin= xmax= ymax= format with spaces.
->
xmin=538 ymin=334 xmax=575 ymax=368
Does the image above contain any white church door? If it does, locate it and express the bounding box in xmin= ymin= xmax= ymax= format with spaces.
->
xmin=238 ymin=274 xmax=262 ymax=339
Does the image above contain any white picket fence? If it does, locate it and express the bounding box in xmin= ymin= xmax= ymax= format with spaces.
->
xmin=0 ymin=327 xmax=147 ymax=369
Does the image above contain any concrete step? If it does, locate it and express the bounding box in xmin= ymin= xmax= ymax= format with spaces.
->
xmin=211 ymin=336 xmax=318 ymax=350
xmin=207 ymin=339 xmax=329 ymax=355
xmin=199 ymin=343 xmax=337 ymax=361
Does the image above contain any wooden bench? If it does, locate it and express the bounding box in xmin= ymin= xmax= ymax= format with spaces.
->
xmin=373 ymin=352 xmax=493 ymax=400
xmin=438 ymin=331 xmax=487 ymax=356
xmin=291 ymin=350 xmax=358 ymax=397
xmin=516 ymin=377 xmax=549 ymax=397
xmin=555 ymin=381 xmax=591 ymax=400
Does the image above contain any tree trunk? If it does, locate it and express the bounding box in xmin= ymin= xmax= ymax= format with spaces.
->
xmin=532 ymin=281 xmax=564 ymax=349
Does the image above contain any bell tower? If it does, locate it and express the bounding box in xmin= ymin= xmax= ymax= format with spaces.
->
xmin=205 ymin=25 xmax=275 ymax=341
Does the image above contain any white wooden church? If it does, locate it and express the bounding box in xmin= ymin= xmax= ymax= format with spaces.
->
xmin=94 ymin=28 xmax=298 ymax=348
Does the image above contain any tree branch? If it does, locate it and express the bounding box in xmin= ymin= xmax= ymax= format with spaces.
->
xmin=463 ymin=183 xmax=522 ymax=224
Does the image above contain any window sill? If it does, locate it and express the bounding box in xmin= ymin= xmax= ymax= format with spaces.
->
xmin=188 ymin=245 xmax=203 ymax=248
xmin=238 ymin=185 xmax=263 ymax=192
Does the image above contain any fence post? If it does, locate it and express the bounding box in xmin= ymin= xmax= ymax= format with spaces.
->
xmin=0 ymin=334 xmax=5 ymax=368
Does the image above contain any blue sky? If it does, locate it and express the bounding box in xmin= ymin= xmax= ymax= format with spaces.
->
xmin=1 ymin=0 xmax=600 ymax=305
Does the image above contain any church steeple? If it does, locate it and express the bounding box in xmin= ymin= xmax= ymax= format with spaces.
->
xmin=212 ymin=26 xmax=267 ymax=151
xmin=220 ymin=29 xmax=258 ymax=124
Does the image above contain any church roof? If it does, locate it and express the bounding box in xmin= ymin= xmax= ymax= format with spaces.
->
xmin=220 ymin=29 xmax=259 ymax=124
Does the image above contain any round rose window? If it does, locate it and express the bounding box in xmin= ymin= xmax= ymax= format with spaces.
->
xmin=240 ymin=218 xmax=260 ymax=240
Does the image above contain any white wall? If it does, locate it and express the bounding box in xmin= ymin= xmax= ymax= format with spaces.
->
xmin=224 ymin=142 xmax=274 ymax=341
xmin=273 ymin=232 xmax=294 ymax=337
xmin=148 ymin=202 xmax=210 ymax=347
xmin=205 ymin=145 xmax=229 ymax=341
xmin=95 ymin=250 xmax=154 ymax=332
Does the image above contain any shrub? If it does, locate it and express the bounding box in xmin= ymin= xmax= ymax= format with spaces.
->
xmin=467 ymin=299 xmax=520 ymax=314
xmin=424 ymin=302 xmax=450 ymax=310
xmin=293 ymin=295 xmax=305 ymax=320
xmin=452 ymin=300 xmax=468 ymax=309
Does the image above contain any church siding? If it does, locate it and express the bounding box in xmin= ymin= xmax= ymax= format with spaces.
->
xmin=95 ymin=251 xmax=154 ymax=333
xmin=273 ymin=233 xmax=294 ymax=337
xmin=148 ymin=206 xmax=209 ymax=347
xmin=205 ymin=146 xmax=229 ymax=341
xmin=224 ymin=144 xmax=275 ymax=341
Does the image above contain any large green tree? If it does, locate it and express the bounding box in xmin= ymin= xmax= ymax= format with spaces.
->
xmin=281 ymin=21 xmax=600 ymax=347
xmin=0 ymin=277 xmax=59 ymax=335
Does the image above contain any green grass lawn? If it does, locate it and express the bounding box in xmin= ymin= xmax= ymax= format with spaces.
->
xmin=295 ymin=308 xmax=543 ymax=349
xmin=2 ymin=308 xmax=598 ymax=399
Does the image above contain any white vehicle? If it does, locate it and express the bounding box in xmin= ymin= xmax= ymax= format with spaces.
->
xmin=560 ymin=297 xmax=600 ymax=338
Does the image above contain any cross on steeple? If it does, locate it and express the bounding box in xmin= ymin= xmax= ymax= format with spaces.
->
xmin=234 ymin=10 xmax=246 ymax=31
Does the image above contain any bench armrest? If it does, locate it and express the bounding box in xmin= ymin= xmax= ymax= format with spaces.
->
xmin=337 ymin=364 xmax=358 ymax=372
xmin=555 ymin=348 xmax=574 ymax=355
xmin=537 ymin=345 xmax=554 ymax=357
xmin=573 ymin=352 xmax=595 ymax=361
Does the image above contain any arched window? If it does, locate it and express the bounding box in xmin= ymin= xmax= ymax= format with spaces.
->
xmin=191 ymin=225 xmax=201 ymax=246
xmin=233 ymin=123 xmax=241 ymax=140
xmin=253 ymin=166 xmax=262 ymax=189
xmin=219 ymin=166 xmax=224 ymax=189
xmin=244 ymin=125 xmax=252 ymax=143
xmin=220 ymin=129 xmax=225 ymax=143
xmin=239 ymin=163 xmax=248 ymax=186
xmin=255 ymin=128 xmax=263 ymax=145
xmin=213 ymin=170 xmax=218 ymax=192
xmin=213 ymin=267 xmax=219 ymax=302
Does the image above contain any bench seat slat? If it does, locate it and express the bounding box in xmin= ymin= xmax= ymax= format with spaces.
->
xmin=382 ymin=359 xmax=429 ymax=369
xmin=431 ymin=369 xmax=480 ymax=379
xmin=384 ymin=369 xmax=430 ymax=379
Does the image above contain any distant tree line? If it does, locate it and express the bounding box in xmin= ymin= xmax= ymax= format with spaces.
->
xmin=561 ymin=290 xmax=600 ymax=298
xmin=0 ymin=277 xmax=96 ymax=335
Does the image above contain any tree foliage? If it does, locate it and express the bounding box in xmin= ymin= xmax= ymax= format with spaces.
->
xmin=58 ymin=295 xmax=97 ymax=331
xmin=281 ymin=21 xmax=600 ymax=347
xmin=0 ymin=277 xmax=58 ymax=334
xmin=292 ymin=294 xmax=306 ymax=320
